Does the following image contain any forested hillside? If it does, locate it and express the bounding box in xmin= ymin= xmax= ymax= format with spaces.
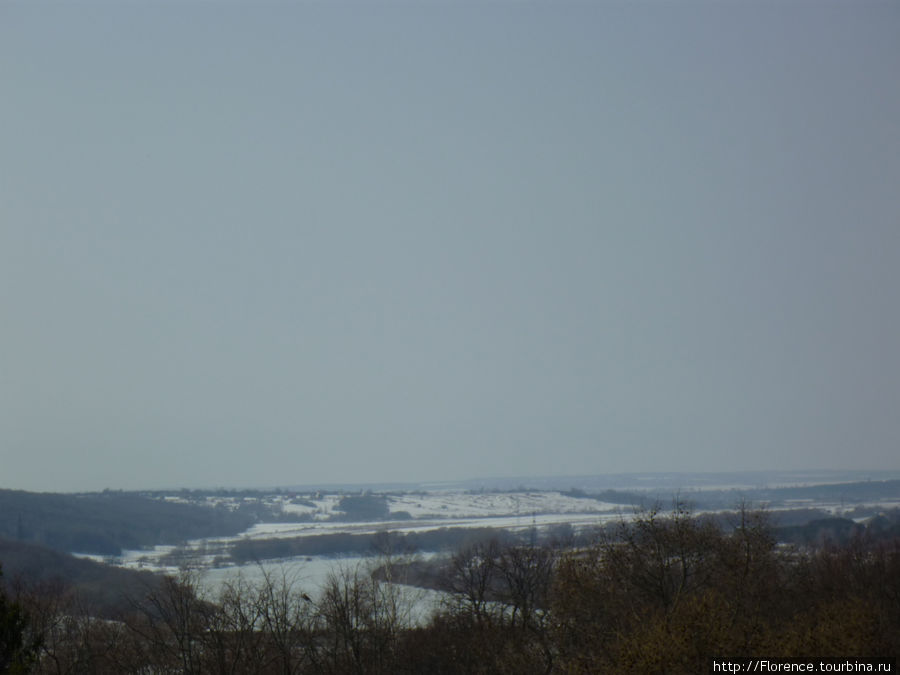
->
xmin=0 ymin=538 xmax=162 ymax=617
xmin=0 ymin=490 xmax=262 ymax=555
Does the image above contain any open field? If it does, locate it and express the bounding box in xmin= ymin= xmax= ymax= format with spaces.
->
xmin=63 ymin=470 xmax=900 ymax=592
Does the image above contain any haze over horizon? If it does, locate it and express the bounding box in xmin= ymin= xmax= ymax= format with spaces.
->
xmin=2 ymin=1 xmax=899 ymax=493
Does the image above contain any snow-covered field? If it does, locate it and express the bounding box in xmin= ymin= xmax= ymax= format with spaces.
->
xmin=99 ymin=490 xmax=623 ymax=579
xmin=386 ymin=491 xmax=620 ymax=519
xmin=159 ymin=490 xmax=624 ymax=521
xmin=88 ymin=480 xmax=899 ymax=593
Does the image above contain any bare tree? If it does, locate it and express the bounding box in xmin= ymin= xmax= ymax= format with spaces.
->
xmin=439 ymin=539 xmax=501 ymax=626
xmin=252 ymin=567 xmax=317 ymax=675
xmin=122 ymin=568 xmax=207 ymax=674
xmin=199 ymin=572 xmax=265 ymax=675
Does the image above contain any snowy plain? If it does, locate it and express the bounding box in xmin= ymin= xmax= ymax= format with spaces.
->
xmin=84 ymin=472 xmax=900 ymax=602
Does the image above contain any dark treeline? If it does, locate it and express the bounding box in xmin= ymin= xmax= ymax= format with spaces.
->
xmin=742 ymin=478 xmax=900 ymax=504
xmin=2 ymin=504 xmax=899 ymax=674
xmin=560 ymin=488 xmax=645 ymax=505
xmin=654 ymin=479 xmax=900 ymax=511
xmin=331 ymin=496 xmax=393 ymax=522
xmin=230 ymin=527 xmax=519 ymax=564
xmin=0 ymin=490 xmax=264 ymax=556
xmin=230 ymin=508 xmax=900 ymax=565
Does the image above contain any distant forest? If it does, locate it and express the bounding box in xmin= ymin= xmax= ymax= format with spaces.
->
xmin=0 ymin=490 xmax=267 ymax=555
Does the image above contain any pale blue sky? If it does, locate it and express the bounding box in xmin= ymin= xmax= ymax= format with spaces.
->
xmin=2 ymin=1 xmax=899 ymax=491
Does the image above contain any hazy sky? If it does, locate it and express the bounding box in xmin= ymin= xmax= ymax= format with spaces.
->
xmin=2 ymin=1 xmax=899 ymax=492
